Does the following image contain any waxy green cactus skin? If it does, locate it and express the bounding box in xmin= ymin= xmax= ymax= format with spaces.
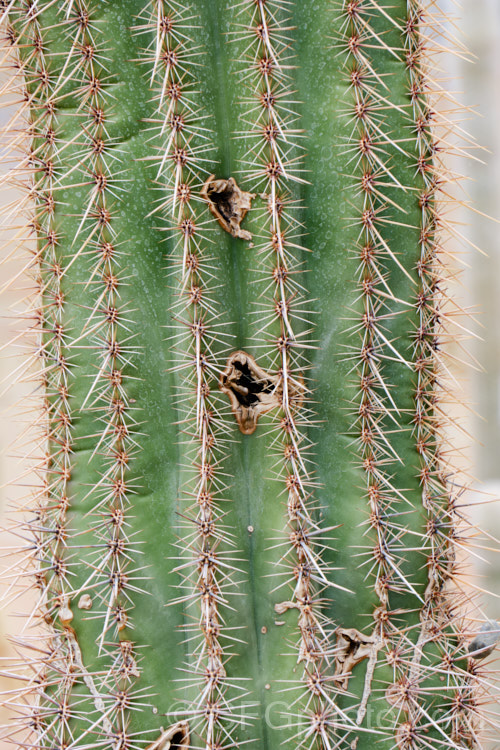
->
xmin=0 ymin=1 xmax=490 ymax=750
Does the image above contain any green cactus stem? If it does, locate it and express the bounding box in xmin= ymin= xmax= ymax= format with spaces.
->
xmin=0 ymin=1 xmax=493 ymax=750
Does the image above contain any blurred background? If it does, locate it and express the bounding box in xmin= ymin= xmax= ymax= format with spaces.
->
xmin=454 ymin=0 xmax=500 ymax=618
xmin=0 ymin=1 xmax=499 ymax=747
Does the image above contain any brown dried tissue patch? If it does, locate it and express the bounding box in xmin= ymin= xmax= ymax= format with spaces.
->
xmin=220 ymin=351 xmax=303 ymax=435
xmin=334 ymin=627 xmax=379 ymax=690
xmin=145 ymin=722 xmax=190 ymax=750
xmin=201 ymin=175 xmax=255 ymax=241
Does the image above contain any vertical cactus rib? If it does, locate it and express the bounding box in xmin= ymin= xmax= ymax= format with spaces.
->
xmin=6 ymin=8 xmax=89 ymax=748
xmin=332 ymin=3 xmax=420 ymax=745
xmin=403 ymin=3 xmax=482 ymax=746
xmin=61 ymin=7 xmax=149 ymax=749
xmin=406 ymin=2 xmax=460 ymax=744
xmin=0 ymin=6 xmax=116 ymax=748
xmin=0 ymin=36 xmax=47 ymax=749
xmin=137 ymin=3 xmax=250 ymax=750
xmin=341 ymin=0 xmax=420 ymax=664
xmin=1 ymin=2 xmax=180 ymax=747
xmin=328 ymin=1 xmax=481 ymax=748
xmin=228 ymin=3 xmax=353 ymax=748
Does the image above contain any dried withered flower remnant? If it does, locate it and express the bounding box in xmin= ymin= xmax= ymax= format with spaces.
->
xmin=145 ymin=721 xmax=190 ymax=750
xmin=201 ymin=175 xmax=255 ymax=240
xmin=221 ymin=351 xmax=302 ymax=434
xmin=334 ymin=627 xmax=382 ymax=691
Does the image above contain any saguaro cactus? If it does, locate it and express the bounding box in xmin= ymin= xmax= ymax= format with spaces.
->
xmin=0 ymin=1 xmax=495 ymax=749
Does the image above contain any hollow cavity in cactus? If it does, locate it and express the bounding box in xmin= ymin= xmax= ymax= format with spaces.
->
xmin=0 ymin=1 xmax=495 ymax=750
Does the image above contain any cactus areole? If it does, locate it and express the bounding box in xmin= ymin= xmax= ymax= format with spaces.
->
xmin=1 ymin=1 xmax=493 ymax=750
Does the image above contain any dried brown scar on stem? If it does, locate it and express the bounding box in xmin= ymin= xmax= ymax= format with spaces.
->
xmin=220 ymin=351 xmax=303 ymax=435
xmin=334 ymin=627 xmax=381 ymax=691
xmin=145 ymin=722 xmax=190 ymax=750
xmin=201 ymin=175 xmax=255 ymax=241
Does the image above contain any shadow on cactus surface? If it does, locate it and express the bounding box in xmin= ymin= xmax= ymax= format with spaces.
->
xmin=0 ymin=0 xmax=497 ymax=749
